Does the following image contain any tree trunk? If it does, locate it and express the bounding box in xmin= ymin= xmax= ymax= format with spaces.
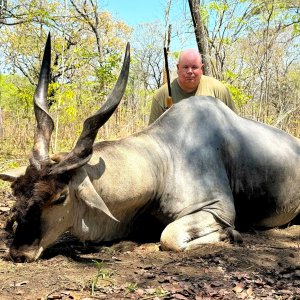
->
xmin=0 ymin=0 xmax=7 ymax=25
xmin=188 ymin=0 xmax=212 ymax=76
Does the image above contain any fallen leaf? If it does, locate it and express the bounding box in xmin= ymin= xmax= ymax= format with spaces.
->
xmin=246 ymin=287 xmax=253 ymax=296
xmin=233 ymin=282 xmax=245 ymax=293
xmin=0 ymin=206 xmax=10 ymax=212
xmin=145 ymin=288 xmax=156 ymax=294
xmin=210 ymin=281 xmax=223 ymax=287
xmin=195 ymin=295 xmax=211 ymax=300
xmin=136 ymin=289 xmax=145 ymax=296
xmin=47 ymin=294 xmax=62 ymax=299
xmin=237 ymin=291 xmax=248 ymax=299
xmin=253 ymin=279 xmax=264 ymax=286
xmin=275 ymin=289 xmax=293 ymax=295
xmin=173 ymin=294 xmax=189 ymax=300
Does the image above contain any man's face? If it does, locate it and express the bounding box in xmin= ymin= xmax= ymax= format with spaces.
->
xmin=177 ymin=51 xmax=203 ymax=92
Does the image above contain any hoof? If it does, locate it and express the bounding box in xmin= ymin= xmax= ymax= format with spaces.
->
xmin=222 ymin=227 xmax=243 ymax=244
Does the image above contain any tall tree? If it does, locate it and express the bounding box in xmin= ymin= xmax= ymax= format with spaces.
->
xmin=188 ymin=0 xmax=212 ymax=75
xmin=133 ymin=22 xmax=165 ymax=91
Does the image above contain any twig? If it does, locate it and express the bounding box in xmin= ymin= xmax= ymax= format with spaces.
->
xmin=141 ymin=292 xmax=171 ymax=300
xmin=45 ymin=288 xmax=59 ymax=298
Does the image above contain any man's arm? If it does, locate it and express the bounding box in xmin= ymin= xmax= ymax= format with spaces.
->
xmin=212 ymin=81 xmax=236 ymax=112
xmin=148 ymin=85 xmax=168 ymax=124
xmin=148 ymin=96 xmax=165 ymax=124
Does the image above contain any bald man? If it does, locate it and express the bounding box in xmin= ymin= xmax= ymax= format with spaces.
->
xmin=148 ymin=49 xmax=236 ymax=124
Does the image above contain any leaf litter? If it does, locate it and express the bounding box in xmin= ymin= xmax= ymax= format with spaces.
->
xmin=0 ymin=190 xmax=299 ymax=299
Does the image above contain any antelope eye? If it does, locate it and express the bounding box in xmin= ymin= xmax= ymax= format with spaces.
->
xmin=52 ymin=194 xmax=67 ymax=206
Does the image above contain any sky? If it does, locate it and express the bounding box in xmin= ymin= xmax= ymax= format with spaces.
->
xmin=100 ymin=0 xmax=198 ymax=51
xmin=0 ymin=0 xmax=197 ymax=75
xmin=101 ymin=0 xmax=167 ymax=26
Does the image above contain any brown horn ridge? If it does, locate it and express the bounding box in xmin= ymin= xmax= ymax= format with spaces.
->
xmin=50 ymin=42 xmax=130 ymax=175
xmin=30 ymin=33 xmax=54 ymax=170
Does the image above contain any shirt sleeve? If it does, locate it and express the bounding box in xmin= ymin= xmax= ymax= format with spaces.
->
xmin=215 ymin=84 xmax=236 ymax=112
xmin=148 ymin=96 xmax=165 ymax=124
xmin=148 ymin=86 xmax=168 ymax=124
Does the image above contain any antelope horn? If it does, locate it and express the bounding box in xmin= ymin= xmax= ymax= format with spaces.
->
xmin=50 ymin=43 xmax=130 ymax=175
xmin=30 ymin=33 xmax=54 ymax=170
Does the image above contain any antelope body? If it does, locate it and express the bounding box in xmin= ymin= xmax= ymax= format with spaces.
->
xmin=1 ymin=35 xmax=299 ymax=262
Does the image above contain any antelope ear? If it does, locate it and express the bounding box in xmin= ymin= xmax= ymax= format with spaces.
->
xmin=50 ymin=152 xmax=69 ymax=163
xmin=0 ymin=166 xmax=27 ymax=182
xmin=73 ymin=169 xmax=119 ymax=222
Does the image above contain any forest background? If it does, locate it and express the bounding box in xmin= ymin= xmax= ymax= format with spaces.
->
xmin=0 ymin=0 xmax=299 ymax=174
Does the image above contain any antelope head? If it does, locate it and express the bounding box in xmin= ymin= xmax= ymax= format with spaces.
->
xmin=0 ymin=34 xmax=130 ymax=262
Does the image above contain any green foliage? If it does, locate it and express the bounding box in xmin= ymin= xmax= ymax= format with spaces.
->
xmin=90 ymin=260 xmax=114 ymax=295
xmin=146 ymin=287 xmax=169 ymax=297
xmin=223 ymin=70 xmax=252 ymax=109
xmin=0 ymin=74 xmax=34 ymax=112
xmin=96 ymin=52 xmax=122 ymax=91
xmin=225 ymin=82 xmax=251 ymax=109
xmin=125 ymin=282 xmax=138 ymax=294
xmin=0 ymin=0 xmax=299 ymax=163
xmin=288 ymin=68 xmax=300 ymax=89
xmin=208 ymin=1 xmax=229 ymax=14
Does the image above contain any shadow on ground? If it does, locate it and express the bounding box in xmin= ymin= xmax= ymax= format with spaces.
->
xmin=0 ymin=190 xmax=299 ymax=300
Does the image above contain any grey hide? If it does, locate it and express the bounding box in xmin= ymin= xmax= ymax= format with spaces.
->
xmin=1 ymin=96 xmax=300 ymax=260
xmin=69 ymin=96 xmax=300 ymax=251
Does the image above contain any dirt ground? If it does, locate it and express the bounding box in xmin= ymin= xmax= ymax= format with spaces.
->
xmin=0 ymin=190 xmax=299 ymax=300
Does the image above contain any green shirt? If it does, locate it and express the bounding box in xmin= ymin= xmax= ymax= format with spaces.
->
xmin=148 ymin=75 xmax=236 ymax=124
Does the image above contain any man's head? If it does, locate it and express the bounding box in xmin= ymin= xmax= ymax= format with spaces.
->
xmin=176 ymin=49 xmax=203 ymax=93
